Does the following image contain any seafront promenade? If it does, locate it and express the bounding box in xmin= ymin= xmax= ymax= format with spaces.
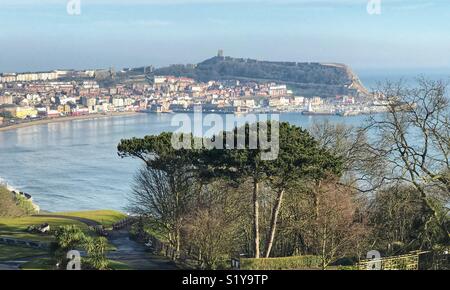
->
xmin=0 ymin=111 xmax=138 ymax=133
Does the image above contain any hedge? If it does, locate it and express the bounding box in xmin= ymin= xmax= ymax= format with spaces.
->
xmin=240 ymin=256 xmax=321 ymax=270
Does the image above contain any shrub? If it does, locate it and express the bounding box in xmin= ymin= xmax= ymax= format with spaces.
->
xmin=15 ymin=194 xmax=37 ymax=215
xmin=54 ymin=225 xmax=87 ymax=250
xmin=332 ymin=256 xmax=357 ymax=266
xmin=337 ymin=265 xmax=359 ymax=270
xmin=240 ymin=256 xmax=321 ymax=270
xmin=84 ymin=237 xmax=110 ymax=270
xmin=52 ymin=225 xmax=87 ymax=269
xmin=52 ymin=226 xmax=111 ymax=270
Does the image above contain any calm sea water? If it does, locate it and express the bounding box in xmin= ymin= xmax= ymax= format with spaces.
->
xmin=0 ymin=113 xmax=365 ymax=212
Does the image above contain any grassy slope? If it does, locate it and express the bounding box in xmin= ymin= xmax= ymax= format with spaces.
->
xmin=0 ymin=245 xmax=47 ymax=261
xmin=0 ymin=210 xmax=126 ymax=241
xmin=0 ymin=216 xmax=89 ymax=242
xmin=0 ymin=210 xmax=126 ymax=263
xmin=20 ymin=257 xmax=54 ymax=270
xmin=20 ymin=258 xmax=133 ymax=270
xmin=52 ymin=210 xmax=127 ymax=228
xmin=0 ymin=186 xmax=25 ymax=217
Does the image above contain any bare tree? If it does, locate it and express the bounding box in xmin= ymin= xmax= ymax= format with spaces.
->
xmin=183 ymin=181 xmax=250 ymax=269
xmin=368 ymin=183 xmax=447 ymax=254
xmin=310 ymin=120 xmax=386 ymax=193
xmin=365 ymin=78 xmax=450 ymax=243
xmin=290 ymin=176 xmax=368 ymax=269
xmin=128 ymin=166 xmax=195 ymax=254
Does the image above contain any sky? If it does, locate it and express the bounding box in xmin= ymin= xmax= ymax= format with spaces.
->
xmin=0 ymin=0 xmax=449 ymax=74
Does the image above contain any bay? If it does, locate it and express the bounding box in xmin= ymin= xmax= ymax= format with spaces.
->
xmin=3 ymin=69 xmax=448 ymax=212
xmin=0 ymin=113 xmax=365 ymax=212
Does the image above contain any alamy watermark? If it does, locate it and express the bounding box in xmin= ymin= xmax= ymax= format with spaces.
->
xmin=367 ymin=0 xmax=382 ymax=15
xmin=67 ymin=0 xmax=81 ymax=16
xmin=366 ymin=250 xmax=382 ymax=270
xmin=66 ymin=250 xmax=81 ymax=270
xmin=170 ymin=106 xmax=280 ymax=161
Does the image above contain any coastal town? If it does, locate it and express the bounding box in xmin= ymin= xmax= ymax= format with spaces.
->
xmin=0 ymin=60 xmax=389 ymax=129
xmin=1 ymin=0 xmax=449 ymax=276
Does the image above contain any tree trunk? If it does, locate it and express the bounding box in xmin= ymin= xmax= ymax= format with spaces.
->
xmin=175 ymin=226 xmax=181 ymax=260
xmin=264 ymin=189 xmax=285 ymax=258
xmin=321 ymin=225 xmax=327 ymax=270
xmin=314 ymin=180 xmax=321 ymax=220
xmin=253 ymin=177 xmax=260 ymax=258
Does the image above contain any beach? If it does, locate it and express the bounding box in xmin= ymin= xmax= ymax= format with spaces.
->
xmin=0 ymin=111 xmax=139 ymax=132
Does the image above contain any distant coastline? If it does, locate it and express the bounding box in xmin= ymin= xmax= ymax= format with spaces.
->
xmin=0 ymin=111 xmax=139 ymax=133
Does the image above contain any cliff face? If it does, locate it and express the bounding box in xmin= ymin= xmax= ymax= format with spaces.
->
xmin=152 ymin=56 xmax=368 ymax=98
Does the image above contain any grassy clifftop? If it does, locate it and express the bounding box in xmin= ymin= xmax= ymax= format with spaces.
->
xmin=52 ymin=210 xmax=127 ymax=227
xmin=0 ymin=186 xmax=30 ymax=217
xmin=151 ymin=55 xmax=368 ymax=97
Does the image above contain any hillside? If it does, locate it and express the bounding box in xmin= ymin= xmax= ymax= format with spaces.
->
xmin=150 ymin=56 xmax=368 ymax=98
xmin=0 ymin=186 xmax=25 ymax=217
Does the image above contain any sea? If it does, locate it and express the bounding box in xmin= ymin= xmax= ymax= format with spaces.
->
xmin=0 ymin=70 xmax=449 ymax=212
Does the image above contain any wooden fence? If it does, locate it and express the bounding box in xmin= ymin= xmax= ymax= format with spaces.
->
xmin=112 ymin=217 xmax=138 ymax=231
xmin=357 ymin=251 xmax=426 ymax=270
xmin=130 ymin=219 xmax=204 ymax=267
xmin=91 ymin=225 xmax=108 ymax=237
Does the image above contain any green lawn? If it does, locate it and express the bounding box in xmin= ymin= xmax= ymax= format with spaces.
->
xmin=0 ymin=210 xmax=127 ymax=269
xmin=109 ymin=260 xmax=133 ymax=270
xmin=52 ymin=210 xmax=127 ymax=228
xmin=0 ymin=210 xmax=126 ymax=242
xmin=20 ymin=257 xmax=55 ymax=270
xmin=0 ymin=245 xmax=48 ymax=261
xmin=20 ymin=259 xmax=133 ymax=270
xmin=0 ymin=216 xmax=89 ymax=242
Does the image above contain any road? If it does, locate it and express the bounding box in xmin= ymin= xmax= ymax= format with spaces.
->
xmin=33 ymin=214 xmax=101 ymax=227
xmin=107 ymin=229 xmax=177 ymax=270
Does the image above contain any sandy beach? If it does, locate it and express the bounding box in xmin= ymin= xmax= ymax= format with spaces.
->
xmin=0 ymin=111 xmax=140 ymax=132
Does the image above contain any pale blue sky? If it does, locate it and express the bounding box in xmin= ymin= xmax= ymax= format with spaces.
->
xmin=0 ymin=0 xmax=449 ymax=73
